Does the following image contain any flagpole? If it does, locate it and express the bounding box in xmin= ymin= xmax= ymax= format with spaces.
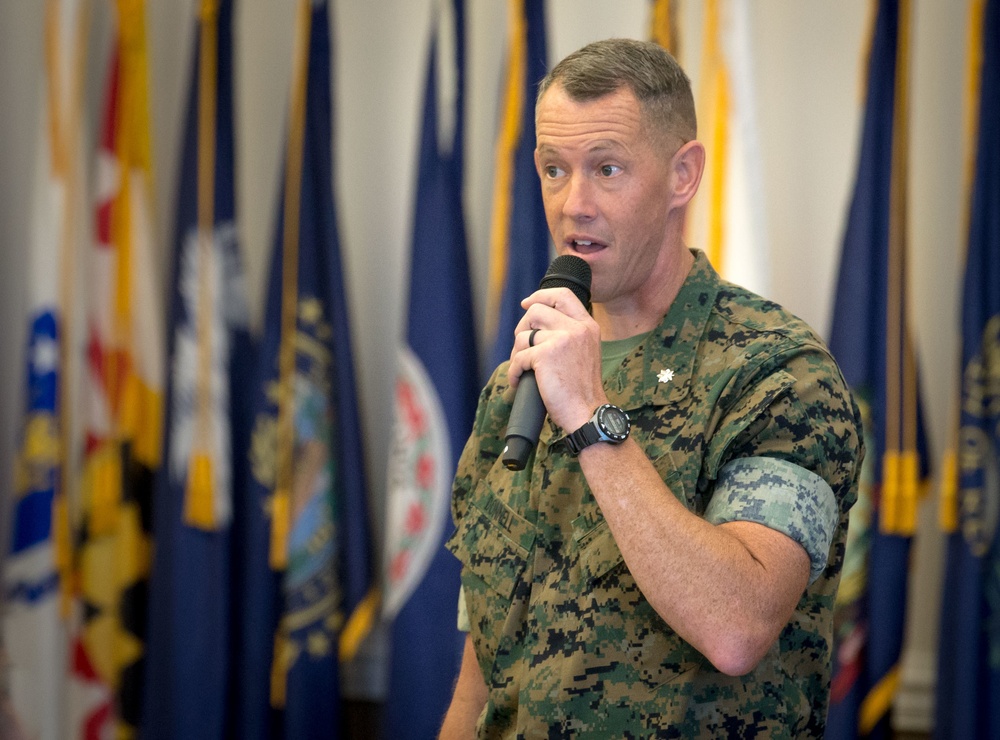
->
xmin=650 ymin=0 xmax=678 ymax=55
xmin=271 ymin=0 xmax=312 ymax=572
xmin=698 ymin=0 xmax=730 ymax=275
xmin=881 ymin=0 xmax=917 ymax=536
xmin=269 ymin=0 xmax=312 ymax=710
xmin=940 ymin=0 xmax=987 ymax=532
xmin=45 ymin=0 xmax=92 ymax=617
xmin=185 ymin=0 xmax=221 ymax=530
xmin=896 ymin=0 xmax=919 ymax=536
xmin=485 ymin=0 xmax=526 ymax=342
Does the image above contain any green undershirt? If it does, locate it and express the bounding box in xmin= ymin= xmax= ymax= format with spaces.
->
xmin=601 ymin=331 xmax=650 ymax=378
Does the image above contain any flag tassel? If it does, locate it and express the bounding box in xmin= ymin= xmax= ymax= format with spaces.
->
xmin=183 ymin=453 xmax=217 ymax=529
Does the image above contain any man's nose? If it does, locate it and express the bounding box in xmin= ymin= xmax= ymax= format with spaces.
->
xmin=562 ymin=173 xmax=596 ymax=221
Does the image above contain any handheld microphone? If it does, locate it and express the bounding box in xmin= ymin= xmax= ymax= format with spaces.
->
xmin=502 ymin=254 xmax=592 ymax=471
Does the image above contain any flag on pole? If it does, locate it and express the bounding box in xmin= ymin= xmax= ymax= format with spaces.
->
xmin=934 ymin=0 xmax=1000 ymax=736
xmin=141 ymin=0 xmax=254 ymax=737
xmin=825 ymin=1 xmax=930 ymax=737
xmin=687 ymin=0 xmax=770 ymax=296
xmin=2 ymin=4 xmax=89 ymax=737
xmin=484 ymin=0 xmax=549 ymax=374
xmin=382 ymin=0 xmax=479 ymax=737
xmin=72 ymin=0 xmax=165 ymax=734
xmin=238 ymin=1 xmax=375 ymax=737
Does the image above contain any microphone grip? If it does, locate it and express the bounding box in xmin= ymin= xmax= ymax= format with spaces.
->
xmin=502 ymin=370 xmax=545 ymax=471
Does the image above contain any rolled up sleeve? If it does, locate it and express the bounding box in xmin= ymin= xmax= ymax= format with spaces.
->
xmin=705 ymin=455 xmax=839 ymax=584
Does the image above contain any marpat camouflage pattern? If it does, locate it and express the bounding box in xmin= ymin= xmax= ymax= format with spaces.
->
xmin=447 ymin=251 xmax=864 ymax=738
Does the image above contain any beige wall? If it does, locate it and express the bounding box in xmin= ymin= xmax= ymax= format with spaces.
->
xmin=0 ymin=0 xmax=969 ymax=729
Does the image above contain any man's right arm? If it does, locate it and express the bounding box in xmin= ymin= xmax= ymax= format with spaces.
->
xmin=438 ymin=634 xmax=487 ymax=740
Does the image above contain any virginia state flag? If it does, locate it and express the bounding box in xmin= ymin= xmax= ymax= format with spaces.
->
xmin=238 ymin=2 xmax=374 ymax=737
xmin=826 ymin=0 xmax=930 ymax=736
xmin=485 ymin=0 xmax=549 ymax=374
xmin=382 ymin=1 xmax=479 ymax=737
xmin=2 ymin=5 xmax=89 ymax=736
xmin=73 ymin=0 xmax=165 ymax=735
xmin=935 ymin=0 xmax=1000 ymax=736
xmin=141 ymin=1 xmax=255 ymax=737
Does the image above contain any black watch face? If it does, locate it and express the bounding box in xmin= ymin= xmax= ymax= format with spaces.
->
xmin=600 ymin=406 xmax=629 ymax=437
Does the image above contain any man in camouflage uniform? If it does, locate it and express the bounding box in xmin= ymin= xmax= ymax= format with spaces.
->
xmin=440 ymin=38 xmax=863 ymax=738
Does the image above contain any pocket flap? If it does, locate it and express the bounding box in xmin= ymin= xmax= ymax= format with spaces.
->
xmin=448 ymin=500 xmax=533 ymax=600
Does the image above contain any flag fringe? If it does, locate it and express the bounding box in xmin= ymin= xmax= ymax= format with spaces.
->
xmin=183 ymin=454 xmax=217 ymax=529
xmin=339 ymin=588 xmax=380 ymax=663
xmin=859 ymin=665 xmax=900 ymax=734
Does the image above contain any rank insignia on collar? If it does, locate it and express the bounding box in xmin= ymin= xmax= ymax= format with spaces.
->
xmin=657 ymin=368 xmax=675 ymax=384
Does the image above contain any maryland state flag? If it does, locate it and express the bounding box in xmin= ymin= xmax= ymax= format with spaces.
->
xmin=141 ymin=1 xmax=255 ymax=737
xmin=485 ymin=0 xmax=549 ymax=374
xmin=826 ymin=0 xmax=930 ymax=736
xmin=2 ymin=3 xmax=89 ymax=737
xmin=382 ymin=1 xmax=479 ymax=737
xmin=686 ymin=0 xmax=771 ymax=297
xmin=237 ymin=2 xmax=374 ymax=737
xmin=71 ymin=0 xmax=165 ymax=736
xmin=935 ymin=0 xmax=1000 ymax=736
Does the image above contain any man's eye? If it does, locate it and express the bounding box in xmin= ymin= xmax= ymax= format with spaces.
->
xmin=600 ymin=164 xmax=621 ymax=177
xmin=545 ymin=165 xmax=563 ymax=178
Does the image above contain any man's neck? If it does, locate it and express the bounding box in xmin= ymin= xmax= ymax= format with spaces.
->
xmin=593 ymin=247 xmax=695 ymax=341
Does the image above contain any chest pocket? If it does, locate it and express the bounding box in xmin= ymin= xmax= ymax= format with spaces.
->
xmin=449 ymin=486 xmax=535 ymax=601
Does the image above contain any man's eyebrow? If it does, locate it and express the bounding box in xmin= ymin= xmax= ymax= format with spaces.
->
xmin=536 ymin=140 xmax=625 ymax=155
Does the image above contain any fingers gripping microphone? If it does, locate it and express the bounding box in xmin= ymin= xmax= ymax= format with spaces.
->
xmin=502 ymin=255 xmax=592 ymax=471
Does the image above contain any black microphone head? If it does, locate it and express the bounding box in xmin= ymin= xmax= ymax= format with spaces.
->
xmin=539 ymin=254 xmax=592 ymax=313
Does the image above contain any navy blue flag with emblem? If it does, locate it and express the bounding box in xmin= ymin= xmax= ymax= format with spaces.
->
xmin=485 ymin=0 xmax=549 ymax=374
xmin=381 ymin=0 xmax=479 ymax=737
xmin=141 ymin=1 xmax=255 ymax=737
xmin=935 ymin=0 xmax=1000 ymax=736
xmin=236 ymin=2 xmax=374 ymax=738
xmin=826 ymin=0 xmax=930 ymax=737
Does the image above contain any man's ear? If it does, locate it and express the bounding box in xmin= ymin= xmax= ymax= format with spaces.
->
xmin=669 ymin=140 xmax=705 ymax=209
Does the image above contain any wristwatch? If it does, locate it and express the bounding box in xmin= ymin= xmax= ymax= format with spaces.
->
xmin=563 ymin=404 xmax=631 ymax=455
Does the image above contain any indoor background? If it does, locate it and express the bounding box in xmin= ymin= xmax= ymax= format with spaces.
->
xmin=0 ymin=0 xmax=971 ymax=735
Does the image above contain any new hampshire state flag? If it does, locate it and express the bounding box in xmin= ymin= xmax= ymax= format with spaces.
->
xmin=237 ymin=2 xmax=374 ymax=737
xmin=382 ymin=1 xmax=479 ymax=737
xmin=935 ymin=0 xmax=1000 ymax=736
xmin=141 ymin=1 xmax=254 ymax=737
xmin=826 ymin=0 xmax=930 ymax=736
xmin=485 ymin=0 xmax=549 ymax=373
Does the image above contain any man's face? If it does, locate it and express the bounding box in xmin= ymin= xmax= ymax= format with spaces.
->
xmin=534 ymin=83 xmax=677 ymax=308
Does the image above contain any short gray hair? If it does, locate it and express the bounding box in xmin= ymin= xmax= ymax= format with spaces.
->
xmin=537 ymin=38 xmax=697 ymax=147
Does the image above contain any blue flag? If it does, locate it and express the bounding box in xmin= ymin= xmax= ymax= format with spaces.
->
xmin=485 ymin=0 xmax=549 ymax=374
xmin=935 ymin=0 xmax=1000 ymax=736
xmin=141 ymin=1 xmax=255 ymax=737
xmin=237 ymin=2 xmax=374 ymax=737
xmin=826 ymin=0 xmax=930 ymax=736
xmin=381 ymin=1 xmax=479 ymax=737
xmin=3 ymin=313 xmax=66 ymax=740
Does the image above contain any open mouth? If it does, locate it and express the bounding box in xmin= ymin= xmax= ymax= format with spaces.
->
xmin=570 ymin=238 xmax=605 ymax=254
